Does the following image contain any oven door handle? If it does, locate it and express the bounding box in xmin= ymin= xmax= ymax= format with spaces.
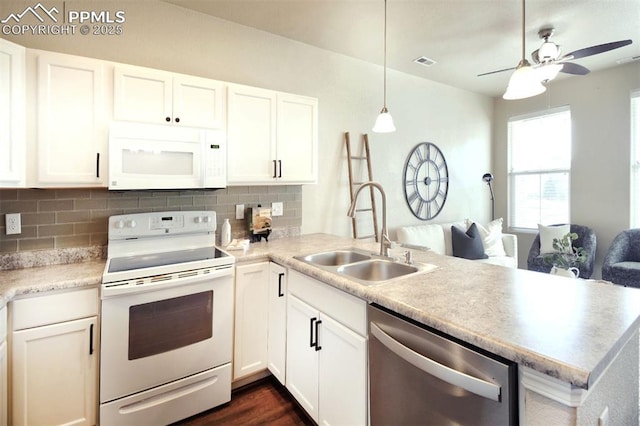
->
xmin=370 ymin=323 xmax=501 ymax=402
xmin=102 ymin=266 xmax=234 ymax=298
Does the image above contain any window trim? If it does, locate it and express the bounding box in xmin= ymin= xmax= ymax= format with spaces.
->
xmin=630 ymin=90 xmax=640 ymax=227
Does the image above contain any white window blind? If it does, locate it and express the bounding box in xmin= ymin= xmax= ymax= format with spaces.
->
xmin=631 ymin=90 xmax=640 ymax=227
xmin=508 ymin=106 xmax=571 ymax=229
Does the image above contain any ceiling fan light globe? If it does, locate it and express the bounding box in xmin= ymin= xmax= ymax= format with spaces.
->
xmin=537 ymin=63 xmax=564 ymax=82
xmin=372 ymin=108 xmax=396 ymax=133
xmin=538 ymin=41 xmax=560 ymax=61
xmin=503 ymin=64 xmax=547 ymax=100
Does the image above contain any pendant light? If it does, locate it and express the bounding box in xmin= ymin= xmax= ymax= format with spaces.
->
xmin=503 ymin=0 xmax=546 ymax=100
xmin=372 ymin=0 xmax=396 ymax=133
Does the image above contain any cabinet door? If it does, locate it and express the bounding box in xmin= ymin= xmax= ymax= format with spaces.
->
xmin=113 ymin=66 xmax=172 ymax=124
xmin=267 ymin=263 xmax=287 ymax=384
xmin=0 ymin=340 xmax=6 ymax=426
xmin=233 ymin=262 xmax=270 ymax=380
xmin=285 ymin=294 xmax=320 ymax=423
xmin=0 ymin=39 xmax=25 ymax=187
xmin=227 ymin=84 xmax=277 ymax=184
xmin=319 ymin=313 xmax=368 ymax=426
xmin=12 ymin=316 xmax=98 ymax=426
xmin=173 ymin=75 xmax=225 ymax=129
xmin=276 ymin=93 xmax=318 ymax=184
xmin=37 ymin=52 xmax=107 ymax=185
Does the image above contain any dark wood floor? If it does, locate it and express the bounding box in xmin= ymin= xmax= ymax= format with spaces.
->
xmin=173 ymin=376 xmax=315 ymax=426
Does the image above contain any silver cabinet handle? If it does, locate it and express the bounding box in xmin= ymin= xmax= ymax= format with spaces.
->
xmin=370 ymin=323 xmax=501 ymax=402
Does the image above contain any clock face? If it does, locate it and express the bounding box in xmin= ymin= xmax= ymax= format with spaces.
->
xmin=403 ymin=142 xmax=449 ymax=220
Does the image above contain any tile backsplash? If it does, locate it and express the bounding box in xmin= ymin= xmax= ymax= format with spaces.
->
xmin=0 ymin=186 xmax=302 ymax=255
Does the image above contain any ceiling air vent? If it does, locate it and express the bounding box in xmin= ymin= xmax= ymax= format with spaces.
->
xmin=413 ymin=56 xmax=437 ymax=67
xmin=616 ymin=55 xmax=640 ymax=65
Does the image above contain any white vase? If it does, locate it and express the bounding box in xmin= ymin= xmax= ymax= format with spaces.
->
xmin=550 ymin=266 xmax=579 ymax=278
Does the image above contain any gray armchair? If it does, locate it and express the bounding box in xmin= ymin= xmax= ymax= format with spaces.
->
xmin=602 ymin=229 xmax=640 ymax=287
xmin=527 ymin=224 xmax=597 ymax=279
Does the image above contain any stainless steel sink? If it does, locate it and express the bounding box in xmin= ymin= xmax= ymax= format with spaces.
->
xmin=295 ymin=248 xmax=435 ymax=286
xmin=299 ymin=249 xmax=371 ymax=266
xmin=338 ymin=259 xmax=418 ymax=282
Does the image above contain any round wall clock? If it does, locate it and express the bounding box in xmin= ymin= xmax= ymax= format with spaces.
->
xmin=403 ymin=142 xmax=449 ymax=220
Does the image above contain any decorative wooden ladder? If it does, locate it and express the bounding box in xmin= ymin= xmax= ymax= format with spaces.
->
xmin=345 ymin=132 xmax=379 ymax=242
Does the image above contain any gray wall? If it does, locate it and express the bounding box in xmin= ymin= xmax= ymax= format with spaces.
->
xmin=0 ymin=0 xmax=494 ymax=253
xmin=493 ymin=62 xmax=640 ymax=277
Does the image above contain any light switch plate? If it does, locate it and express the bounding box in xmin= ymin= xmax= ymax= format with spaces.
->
xmin=272 ymin=202 xmax=283 ymax=217
xmin=236 ymin=204 xmax=245 ymax=220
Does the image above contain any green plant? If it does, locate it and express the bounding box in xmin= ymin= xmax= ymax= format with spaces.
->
xmin=543 ymin=232 xmax=586 ymax=269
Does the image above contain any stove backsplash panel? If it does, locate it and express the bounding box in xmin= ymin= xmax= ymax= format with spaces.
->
xmin=0 ymin=186 xmax=301 ymax=267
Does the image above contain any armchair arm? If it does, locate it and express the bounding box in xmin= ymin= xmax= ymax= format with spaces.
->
xmin=501 ymin=233 xmax=518 ymax=259
xmin=603 ymin=232 xmax=630 ymax=269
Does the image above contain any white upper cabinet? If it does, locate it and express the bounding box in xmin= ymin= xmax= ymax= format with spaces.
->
xmin=227 ymin=84 xmax=318 ymax=185
xmin=114 ymin=66 xmax=225 ymax=129
xmin=227 ymin=84 xmax=277 ymax=184
xmin=0 ymin=39 xmax=25 ymax=187
xmin=31 ymin=50 xmax=110 ymax=187
xmin=276 ymin=93 xmax=318 ymax=184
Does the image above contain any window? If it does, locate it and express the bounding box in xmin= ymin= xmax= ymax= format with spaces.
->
xmin=631 ymin=90 xmax=640 ymax=227
xmin=508 ymin=106 xmax=571 ymax=230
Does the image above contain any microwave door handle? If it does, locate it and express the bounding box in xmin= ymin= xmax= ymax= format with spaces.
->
xmin=370 ymin=323 xmax=501 ymax=402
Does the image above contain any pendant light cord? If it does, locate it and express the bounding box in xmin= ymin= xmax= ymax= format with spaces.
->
xmin=520 ymin=0 xmax=525 ymax=60
xmin=383 ymin=0 xmax=388 ymax=108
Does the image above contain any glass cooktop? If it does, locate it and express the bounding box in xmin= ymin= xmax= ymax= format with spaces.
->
xmin=107 ymin=246 xmax=230 ymax=273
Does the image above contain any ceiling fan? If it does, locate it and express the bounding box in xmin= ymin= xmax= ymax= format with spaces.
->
xmin=478 ymin=0 xmax=633 ymax=99
xmin=528 ymin=27 xmax=632 ymax=79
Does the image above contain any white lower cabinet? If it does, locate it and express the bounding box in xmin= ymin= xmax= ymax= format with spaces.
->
xmin=267 ymin=262 xmax=287 ymax=384
xmin=286 ymin=270 xmax=368 ymax=425
xmin=10 ymin=288 xmax=99 ymax=426
xmin=0 ymin=305 xmax=7 ymax=426
xmin=233 ymin=262 xmax=270 ymax=381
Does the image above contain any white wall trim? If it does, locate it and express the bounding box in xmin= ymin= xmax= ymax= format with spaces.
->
xmin=520 ymin=367 xmax=588 ymax=408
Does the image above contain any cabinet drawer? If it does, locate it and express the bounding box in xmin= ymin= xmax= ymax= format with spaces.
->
xmin=12 ymin=288 xmax=98 ymax=331
xmin=288 ymin=270 xmax=366 ymax=336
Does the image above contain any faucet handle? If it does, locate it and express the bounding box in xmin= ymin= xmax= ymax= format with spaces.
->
xmin=405 ymin=250 xmax=413 ymax=265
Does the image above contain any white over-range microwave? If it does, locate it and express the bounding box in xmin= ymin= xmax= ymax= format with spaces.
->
xmin=108 ymin=122 xmax=226 ymax=190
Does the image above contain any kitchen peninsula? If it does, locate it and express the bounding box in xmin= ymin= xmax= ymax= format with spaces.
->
xmin=1 ymin=233 xmax=639 ymax=425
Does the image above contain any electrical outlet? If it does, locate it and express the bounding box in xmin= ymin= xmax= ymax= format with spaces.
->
xmin=6 ymin=213 xmax=21 ymax=235
xmin=236 ymin=204 xmax=245 ymax=220
xmin=272 ymin=202 xmax=283 ymax=217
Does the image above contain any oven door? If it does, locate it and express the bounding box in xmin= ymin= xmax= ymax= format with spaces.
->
xmin=100 ymin=270 xmax=233 ymax=403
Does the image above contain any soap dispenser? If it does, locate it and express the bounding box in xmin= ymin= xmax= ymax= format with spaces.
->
xmin=221 ymin=218 xmax=231 ymax=246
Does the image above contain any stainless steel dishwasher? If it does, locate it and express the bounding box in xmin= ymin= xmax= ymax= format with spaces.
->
xmin=368 ymin=304 xmax=518 ymax=425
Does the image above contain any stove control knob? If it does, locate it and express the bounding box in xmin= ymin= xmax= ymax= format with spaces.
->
xmin=114 ymin=220 xmax=125 ymax=229
xmin=194 ymin=217 xmax=203 ymax=224
xmin=127 ymin=220 xmax=137 ymax=228
xmin=203 ymin=216 xmax=212 ymax=223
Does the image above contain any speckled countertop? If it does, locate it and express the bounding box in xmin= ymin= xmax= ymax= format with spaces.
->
xmin=2 ymin=233 xmax=640 ymax=392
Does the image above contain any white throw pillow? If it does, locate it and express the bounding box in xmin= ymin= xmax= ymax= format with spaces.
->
xmin=465 ymin=218 xmax=506 ymax=257
xmin=397 ymin=224 xmax=446 ymax=255
xmin=538 ymin=224 xmax=571 ymax=254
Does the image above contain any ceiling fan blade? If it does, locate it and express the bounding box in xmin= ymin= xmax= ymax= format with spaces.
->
xmin=477 ymin=66 xmax=516 ymax=77
xmin=559 ymin=62 xmax=590 ymax=75
xmin=564 ymin=39 xmax=632 ymax=60
xmin=531 ymin=49 xmax=540 ymax=64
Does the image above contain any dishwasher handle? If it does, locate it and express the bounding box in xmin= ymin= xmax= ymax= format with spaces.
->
xmin=370 ymin=322 xmax=501 ymax=402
